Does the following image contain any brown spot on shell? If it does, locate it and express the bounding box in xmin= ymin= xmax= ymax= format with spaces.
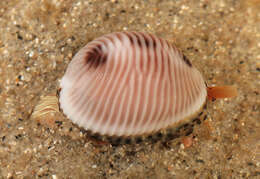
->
xmin=124 ymin=32 xmax=134 ymax=44
xmin=182 ymin=54 xmax=192 ymax=67
xmin=85 ymin=45 xmax=107 ymax=68
xmin=143 ymin=36 xmax=150 ymax=47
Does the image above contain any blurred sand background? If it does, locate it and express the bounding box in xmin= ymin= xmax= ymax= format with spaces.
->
xmin=0 ymin=0 xmax=259 ymax=178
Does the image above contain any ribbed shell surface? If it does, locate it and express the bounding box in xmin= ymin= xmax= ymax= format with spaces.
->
xmin=59 ymin=32 xmax=207 ymax=137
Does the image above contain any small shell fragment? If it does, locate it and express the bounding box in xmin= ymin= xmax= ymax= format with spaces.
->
xmin=31 ymin=94 xmax=61 ymax=128
xmin=59 ymin=32 xmax=208 ymax=137
xmin=32 ymin=94 xmax=60 ymax=118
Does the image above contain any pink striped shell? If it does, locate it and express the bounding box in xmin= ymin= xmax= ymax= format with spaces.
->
xmin=59 ymin=32 xmax=207 ymax=137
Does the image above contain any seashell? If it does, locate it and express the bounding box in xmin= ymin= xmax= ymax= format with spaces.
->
xmin=59 ymin=31 xmax=237 ymax=138
xmin=31 ymin=94 xmax=61 ymax=128
xmin=32 ymin=94 xmax=60 ymax=118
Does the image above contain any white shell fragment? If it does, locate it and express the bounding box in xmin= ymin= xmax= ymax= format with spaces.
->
xmin=59 ymin=32 xmax=207 ymax=137
xmin=32 ymin=94 xmax=60 ymax=118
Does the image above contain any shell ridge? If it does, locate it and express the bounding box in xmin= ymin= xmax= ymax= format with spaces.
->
xmin=186 ymin=69 xmax=196 ymax=108
xmin=81 ymin=36 xmax=117 ymax=131
xmin=91 ymin=36 xmax=123 ymax=134
xmin=112 ymin=34 xmax=133 ymax=136
xmin=104 ymin=33 xmax=132 ymax=136
xmin=135 ymin=34 xmax=156 ymax=134
xmin=142 ymin=34 xmax=162 ymax=133
xmin=74 ymin=42 xmax=109 ymax=118
xmin=156 ymin=37 xmax=173 ymax=131
xmin=148 ymin=35 xmax=166 ymax=132
xmin=117 ymin=32 xmax=138 ymax=136
xmin=173 ymin=47 xmax=182 ymax=119
xmin=76 ymin=38 xmax=116 ymax=129
xmin=183 ymin=66 xmax=193 ymax=114
xmin=127 ymin=32 xmax=147 ymax=135
xmin=156 ymin=42 xmax=171 ymax=130
xmin=132 ymin=32 xmax=154 ymax=134
xmin=180 ymin=60 xmax=188 ymax=117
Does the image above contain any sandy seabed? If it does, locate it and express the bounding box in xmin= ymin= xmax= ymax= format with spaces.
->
xmin=0 ymin=0 xmax=259 ymax=178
